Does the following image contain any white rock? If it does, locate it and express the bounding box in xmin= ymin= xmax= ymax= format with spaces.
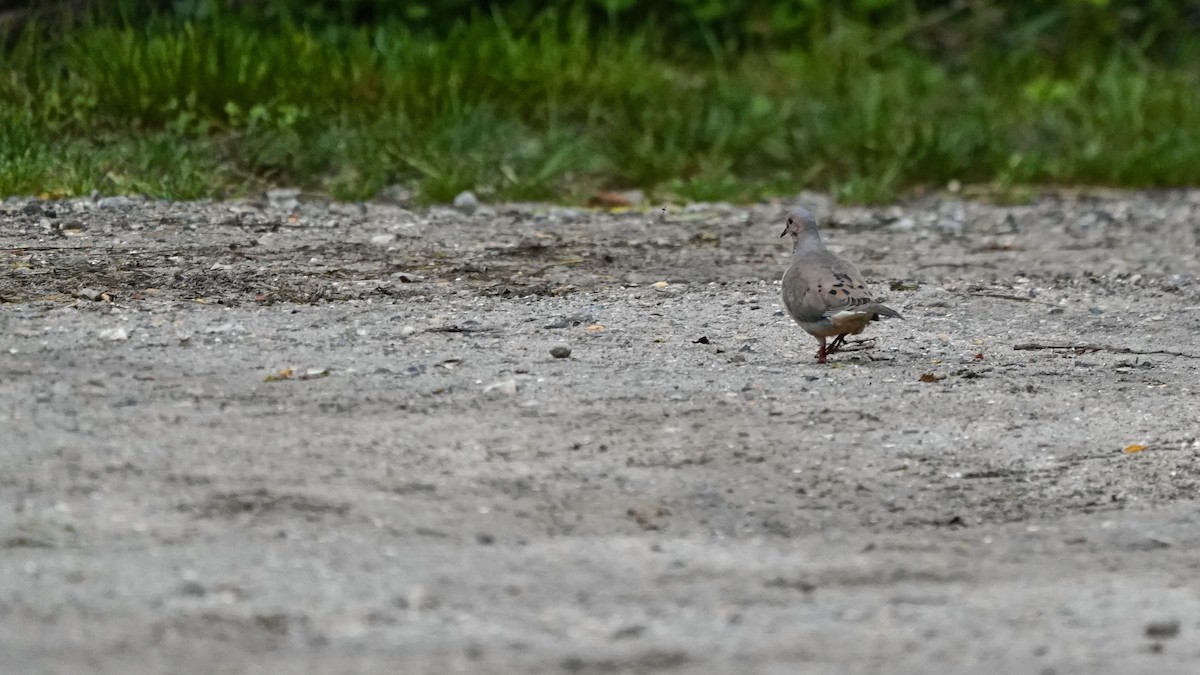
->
xmin=97 ymin=196 xmax=135 ymax=209
xmin=483 ymin=379 xmax=518 ymax=396
xmin=453 ymin=191 xmax=479 ymax=211
xmin=98 ymin=326 xmax=129 ymax=341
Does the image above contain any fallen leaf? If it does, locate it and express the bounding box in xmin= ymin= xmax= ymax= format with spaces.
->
xmin=264 ymin=367 xmax=295 ymax=382
xmin=919 ymin=372 xmax=946 ymax=383
xmin=1123 ymin=444 xmax=1148 ymax=454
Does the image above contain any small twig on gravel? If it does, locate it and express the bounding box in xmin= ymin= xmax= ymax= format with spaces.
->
xmin=837 ymin=338 xmax=876 ymax=352
xmin=528 ymin=259 xmax=585 ymax=277
xmin=971 ymin=292 xmax=1049 ymax=305
xmin=916 ymin=262 xmax=972 ymax=269
xmin=1013 ymin=343 xmax=1200 ymax=359
xmin=427 ymin=325 xmax=496 ymax=334
xmin=1 ymin=245 xmax=95 ymax=252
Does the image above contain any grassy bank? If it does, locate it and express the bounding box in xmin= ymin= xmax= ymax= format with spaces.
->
xmin=3 ymin=5 xmax=1200 ymax=204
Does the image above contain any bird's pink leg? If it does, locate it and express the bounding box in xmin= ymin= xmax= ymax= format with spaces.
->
xmin=816 ymin=337 xmax=827 ymax=364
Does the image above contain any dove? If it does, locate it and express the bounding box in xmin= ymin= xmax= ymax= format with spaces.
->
xmin=779 ymin=207 xmax=902 ymax=363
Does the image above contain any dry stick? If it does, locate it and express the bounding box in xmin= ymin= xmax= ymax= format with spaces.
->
xmin=1013 ymin=343 xmax=1200 ymax=359
xmin=528 ymin=259 xmax=585 ymax=277
xmin=917 ymin=262 xmax=973 ymax=269
xmin=0 ymin=245 xmax=98 ymax=252
xmin=970 ymin=292 xmax=1051 ymax=305
xmin=837 ymin=337 xmax=876 ymax=352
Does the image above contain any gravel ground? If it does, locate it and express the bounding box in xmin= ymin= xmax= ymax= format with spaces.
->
xmin=2 ymin=190 xmax=1200 ymax=674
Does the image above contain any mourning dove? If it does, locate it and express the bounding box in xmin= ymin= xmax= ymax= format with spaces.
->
xmin=780 ymin=208 xmax=902 ymax=363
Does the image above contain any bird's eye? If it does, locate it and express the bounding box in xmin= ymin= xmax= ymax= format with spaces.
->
xmin=787 ymin=218 xmax=793 ymax=225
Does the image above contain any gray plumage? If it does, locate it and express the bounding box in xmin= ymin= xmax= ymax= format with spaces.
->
xmin=780 ymin=207 xmax=901 ymax=363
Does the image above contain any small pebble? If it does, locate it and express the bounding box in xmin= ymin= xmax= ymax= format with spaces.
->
xmin=98 ymin=326 xmax=129 ymax=341
xmin=266 ymin=188 xmax=301 ymax=210
xmin=453 ymin=190 xmax=479 ymax=211
xmin=550 ymin=345 xmax=572 ymax=359
xmin=266 ymin=187 xmax=301 ymax=201
xmin=178 ymin=580 xmax=206 ymax=597
xmin=97 ymin=195 xmax=135 ymax=209
xmin=1145 ymin=620 xmax=1180 ymax=639
xmin=377 ymin=184 xmax=413 ymax=205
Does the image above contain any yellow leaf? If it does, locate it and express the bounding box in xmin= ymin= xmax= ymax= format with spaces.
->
xmin=264 ymin=367 xmax=295 ymax=382
xmin=1123 ymin=444 xmax=1147 ymax=454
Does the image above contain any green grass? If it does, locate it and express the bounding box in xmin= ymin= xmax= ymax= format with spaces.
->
xmin=4 ymin=7 xmax=1200 ymax=203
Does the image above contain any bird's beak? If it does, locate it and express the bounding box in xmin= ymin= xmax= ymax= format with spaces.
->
xmin=779 ymin=227 xmax=788 ymax=238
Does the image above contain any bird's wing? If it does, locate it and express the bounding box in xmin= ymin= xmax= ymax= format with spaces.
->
xmin=784 ymin=252 xmax=902 ymax=325
xmin=781 ymin=260 xmax=832 ymax=324
xmin=811 ymin=256 xmax=882 ymax=317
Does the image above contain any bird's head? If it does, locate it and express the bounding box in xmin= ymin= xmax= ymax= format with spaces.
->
xmin=779 ymin=207 xmax=820 ymax=240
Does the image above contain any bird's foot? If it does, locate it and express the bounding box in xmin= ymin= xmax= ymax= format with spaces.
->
xmin=826 ymin=334 xmax=848 ymax=354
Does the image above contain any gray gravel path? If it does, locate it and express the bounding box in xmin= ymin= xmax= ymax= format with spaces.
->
xmin=2 ymin=191 xmax=1200 ymax=673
